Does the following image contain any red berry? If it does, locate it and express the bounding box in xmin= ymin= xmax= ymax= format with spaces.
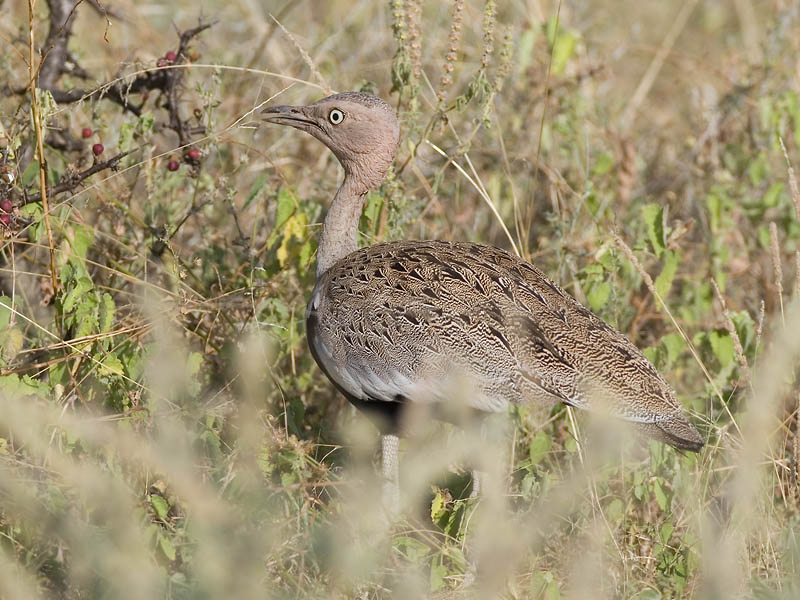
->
xmin=187 ymin=148 xmax=200 ymax=160
xmin=157 ymin=58 xmax=168 ymax=68
xmin=167 ymin=160 xmax=179 ymax=171
xmin=0 ymin=200 xmax=12 ymax=213
xmin=81 ymin=127 xmax=93 ymax=139
xmin=164 ymin=50 xmax=177 ymax=62
xmin=0 ymin=214 xmax=10 ymax=226
xmin=92 ymin=143 xmax=104 ymax=156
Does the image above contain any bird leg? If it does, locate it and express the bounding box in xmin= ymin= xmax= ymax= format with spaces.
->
xmin=381 ymin=433 xmax=400 ymax=516
xmin=469 ymin=468 xmax=484 ymax=499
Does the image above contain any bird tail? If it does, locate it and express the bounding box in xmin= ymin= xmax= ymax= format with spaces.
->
xmin=636 ymin=415 xmax=704 ymax=452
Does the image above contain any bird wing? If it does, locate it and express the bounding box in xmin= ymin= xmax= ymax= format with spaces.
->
xmin=309 ymin=240 xmax=702 ymax=449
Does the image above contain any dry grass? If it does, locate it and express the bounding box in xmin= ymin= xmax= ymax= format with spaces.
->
xmin=1 ymin=0 xmax=800 ymax=598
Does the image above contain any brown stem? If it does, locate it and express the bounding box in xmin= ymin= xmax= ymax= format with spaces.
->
xmin=29 ymin=0 xmax=59 ymax=294
xmin=23 ymin=149 xmax=134 ymax=205
xmin=37 ymin=0 xmax=81 ymax=91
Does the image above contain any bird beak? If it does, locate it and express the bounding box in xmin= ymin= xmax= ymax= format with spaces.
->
xmin=261 ymin=104 xmax=315 ymax=131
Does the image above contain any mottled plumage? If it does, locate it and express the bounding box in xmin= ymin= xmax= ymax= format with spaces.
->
xmin=308 ymin=240 xmax=702 ymax=450
xmin=262 ymin=91 xmax=703 ymax=512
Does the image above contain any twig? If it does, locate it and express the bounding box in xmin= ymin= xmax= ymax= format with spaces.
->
xmin=795 ymin=251 xmax=800 ymax=303
xmin=23 ymin=149 xmax=134 ymax=205
xmin=28 ymin=0 xmax=59 ymax=293
xmin=778 ymin=136 xmax=800 ymax=224
xmin=166 ymin=22 xmax=215 ymax=145
xmin=753 ymin=299 xmax=765 ymax=369
xmin=37 ymin=0 xmax=82 ymax=91
xmin=17 ymin=19 xmax=215 ymax=126
xmin=269 ymin=15 xmax=332 ymax=95
xmin=769 ymin=221 xmax=784 ymax=326
xmin=711 ymin=279 xmax=750 ymax=380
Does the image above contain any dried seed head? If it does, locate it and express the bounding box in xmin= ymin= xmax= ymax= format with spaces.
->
xmin=769 ymin=221 xmax=784 ymax=309
xmin=481 ymin=0 xmax=497 ymax=71
xmin=492 ymin=26 xmax=514 ymax=93
xmin=438 ymin=0 xmax=465 ymax=105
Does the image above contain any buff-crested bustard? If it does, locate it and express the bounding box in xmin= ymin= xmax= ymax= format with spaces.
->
xmin=262 ymin=92 xmax=703 ymax=513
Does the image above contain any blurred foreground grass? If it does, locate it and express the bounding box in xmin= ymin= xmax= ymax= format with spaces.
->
xmin=1 ymin=0 xmax=800 ymax=597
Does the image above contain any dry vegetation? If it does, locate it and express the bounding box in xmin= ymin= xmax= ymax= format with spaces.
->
xmin=1 ymin=0 xmax=800 ymax=598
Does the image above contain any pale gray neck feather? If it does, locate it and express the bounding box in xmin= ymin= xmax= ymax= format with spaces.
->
xmin=316 ymin=174 xmax=366 ymax=279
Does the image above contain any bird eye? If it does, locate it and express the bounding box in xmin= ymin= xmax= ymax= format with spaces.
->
xmin=328 ymin=109 xmax=345 ymax=125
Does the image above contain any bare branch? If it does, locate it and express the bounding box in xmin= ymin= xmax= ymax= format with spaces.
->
xmin=22 ymin=149 xmax=134 ymax=205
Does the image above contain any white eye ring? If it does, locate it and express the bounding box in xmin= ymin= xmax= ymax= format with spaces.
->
xmin=328 ymin=109 xmax=345 ymax=125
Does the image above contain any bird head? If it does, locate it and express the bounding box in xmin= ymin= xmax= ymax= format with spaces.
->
xmin=262 ymin=92 xmax=400 ymax=193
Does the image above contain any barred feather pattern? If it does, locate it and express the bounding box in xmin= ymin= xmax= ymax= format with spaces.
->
xmin=307 ymin=239 xmax=703 ymax=451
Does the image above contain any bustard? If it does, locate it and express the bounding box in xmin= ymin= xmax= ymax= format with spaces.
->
xmin=263 ymin=92 xmax=703 ymax=512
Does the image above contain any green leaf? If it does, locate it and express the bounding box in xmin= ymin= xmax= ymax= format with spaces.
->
xmin=118 ymin=121 xmax=135 ymax=153
xmin=98 ymin=293 xmax=115 ymax=334
xmin=661 ymin=333 xmax=685 ymax=364
xmin=187 ymin=352 xmax=203 ymax=377
xmin=592 ymin=151 xmax=614 ymax=176
xmin=653 ymin=479 xmax=669 ymax=511
xmin=430 ymin=490 xmax=445 ymax=521
xmin=548 ymin=21 xmax=578 ymax=75
xmin=158 ymin=534 xmax=176 ymax=561
xmin=747 ymin=151 xmax=768 ymax=185
xmin=762 ymin=182 xmax=783 ymax=208
xmin=654 ymin=250 xmax=679 ymax=298
xmin=430 ymin=559 xmax=446 ymax=592
xmin=1 ymin=328 xmax=24 ymax=364
xmin=394 ymin=536 xmax=430 ymax=563
xmin=606 ymin=498 xmax=625 ymax=524
xmin=0 ymin=374 xmax=49 ymax=399
xmin=361 ymin=191 xmax=383 ymax=232
xmin=299 ymin=240 xmax=314 ymax=273
xmin=708 ymin=330 xmax=734 ymax=366
xmin=150 ymin=494 xmax=169 ymax=521
xmin=545 ymin=580 xmax=561 ymax=600
xmin=276 ymin=212 xmax=309 ymax=267
xmin=71 ymin=227 xmax=94 ymax=260
xmin=643 ymin=203 xmax=666 ymax=257
xmin=529 ymin=431 xmax=552 ymax=464
xmin=72 ymin=296 xmax=99 ymax=341
xmin=643 ymin=346 xmax=658 ymax=365
xmin=586 ymin=280 xmax=611 ymax=311
xmin=20 ymin=203 xmax=43 ymax=242
xmin=582 ymin=263 xmax=603 ymax=276
xmin=0 ymin=296 xmax=13 ymax=329
xmin=597 ymin=246 xmax=616 ymax=270
xmin=139 ymin=111 xmax=155 ymax=134
xmin=62 ymin=277 xmax=94 ymax=313
xmin=273 ymin=188 xmax=295 ymax=234
xmin=97 ymin=353 xmax=124 ymax=377
xmin=244 ymin=173 xmax=268 ymax=210
xmin=516 ymin=29 xmax=537 ymax=76
xmin=660 ymin=522 xmax=674 ymax=543
xmin=21 ymin=160 xmax=39 ymax=187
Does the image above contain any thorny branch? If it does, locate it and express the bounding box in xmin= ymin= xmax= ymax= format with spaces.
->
xmin=22 ymin=149 xmax=134 ymax=206
xmin=7 ymin=0 xmax=214 ymax=206
xmin=37 ymin=0 xmax=81 ymax=91
xmin=37 ymin=20 xmax=214 ymax=146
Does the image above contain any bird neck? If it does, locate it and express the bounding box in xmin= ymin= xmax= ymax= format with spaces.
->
xmin=316 ymin=174 xmax=367 ymax=279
